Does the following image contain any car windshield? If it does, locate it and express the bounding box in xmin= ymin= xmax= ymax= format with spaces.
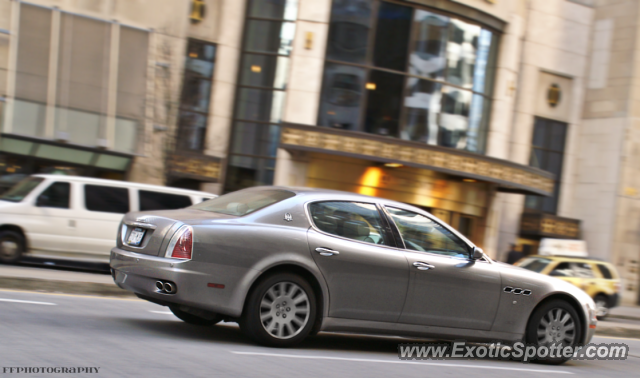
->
xmin=0 ymin=177 xmax=44 ymax=202
xmin=190 ymin=189 xmax=295 ymax=216
xmin=516 ymin=257 xmax=552 ymax=273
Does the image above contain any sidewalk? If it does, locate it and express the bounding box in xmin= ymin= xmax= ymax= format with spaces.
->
xmin=0 ymin=264 xmax=133 ymax=297
xmin=0 ymin=264 xmax=639 ymax=339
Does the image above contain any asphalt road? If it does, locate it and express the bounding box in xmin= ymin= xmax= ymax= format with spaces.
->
xmin=1 ymin=290 xmax=639 ymax=378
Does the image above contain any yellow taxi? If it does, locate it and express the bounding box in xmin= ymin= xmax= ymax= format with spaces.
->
xmin=516 ymin=255 xmax=621 ymax=319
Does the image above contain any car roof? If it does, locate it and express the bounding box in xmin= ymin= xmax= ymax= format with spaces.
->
xmin=526 ymin=255 xmax=613 ymax=264
xmin=31 ymin=174 xmax=216 ymax=197
xmin=245 ymin=185 xmax=425 ymax=209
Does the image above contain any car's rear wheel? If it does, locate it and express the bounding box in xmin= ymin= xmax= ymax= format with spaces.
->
xmin=526 ymin=299 xmax=582 ymax=365
xmin=169 ymin=306 xmax=221 ymax=326
xmin=240 ymin=273 xmax=316 ymax=347
xmin=594 ymin=295 xmax=610 ymax=320
xmin=0 ymin=230 xmax=24 ymax=264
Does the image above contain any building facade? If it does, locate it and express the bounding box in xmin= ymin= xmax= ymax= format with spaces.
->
xmin=1 ymin=0 xmax=640 ymax=304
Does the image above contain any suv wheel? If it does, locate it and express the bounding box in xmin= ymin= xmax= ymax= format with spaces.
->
xmin=0 ymin=230 xmax=24 ymax=264
xmin=526 ymin=299 xmax=582 ymax=365
xmin=594 ymin=295 xmax=610 ymax=320
xmin=240 ymin=273 xmax=316 ymax=347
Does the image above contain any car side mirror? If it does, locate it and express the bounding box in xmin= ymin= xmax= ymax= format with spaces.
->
xmin=471 ymin=247 xmax=484 ymax=260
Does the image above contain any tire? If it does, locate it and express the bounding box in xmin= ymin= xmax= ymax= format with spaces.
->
xmin=594 ymin=295 xmax=610 ymax=320
xmin=526 ymin=299 xmax=583 ymax=365
xmin=169 ymin=306 xmax=221 ymax=326
xmin=240 ymin=273 xmax=317 ymax=347
xmin=0 ymin=230 xmax=24 ymax=264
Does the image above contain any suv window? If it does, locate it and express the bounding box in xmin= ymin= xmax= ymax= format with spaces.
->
xmin=386 ymin=207 xmax=469 ymax=258
xmin=596 ymin=264 xmax=614 ymax=279
xmin=85 ymin=185 xmax=130 ymax=214
xmin=139 ymin=190 xmax=192 ymax=211
xmin=309 ymin=202 xmax=393 ymax=246
xmin=36 ymin=182 xmax=70 ymax=209
xmin=550 ymin=262 xmax=595 ymax=278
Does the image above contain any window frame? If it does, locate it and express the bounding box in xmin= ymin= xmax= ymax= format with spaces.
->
xmin=304 ymin=200 xmax=402 ymax=249
xmin=380 ymin=204 xmax=476 ymax=261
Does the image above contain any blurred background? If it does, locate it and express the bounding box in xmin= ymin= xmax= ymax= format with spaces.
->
xmin=0 ymin=0 xmax=638 ymax=306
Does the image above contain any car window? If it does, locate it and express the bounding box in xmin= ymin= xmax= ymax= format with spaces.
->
xmin=139 ymin=190 xmax=193 ymax=211
xmin=0 ymin=177 xmax=44 ymax=202
xmin=596 ymin=264 xmax=614 ymax=279
xmin=516 ymin=257 xmax=552 ymax=273
xmin=36 ymin=182 xmax=70 ymax=209
xmin=550 ymin=262 xmax=595 ymax=278
xmin=190 ymin=189 xmax=294 ymax=216
xmin=309 ymin=201 xmax=393 ymax=246
xmin=85 ymin=185 xmax=130 ymax=214
xmin=385 ymin=207 xmax=469 ymax=258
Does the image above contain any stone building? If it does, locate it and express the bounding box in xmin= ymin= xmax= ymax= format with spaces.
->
xmin=1 ymin=0 xmax=639 ymax=304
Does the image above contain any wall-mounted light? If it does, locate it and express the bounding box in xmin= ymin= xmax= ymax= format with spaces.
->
xmin=189 ymin=52 xmax=198 ymax=58
xmin=305 ymin=32 xmax=314 ymax=50
xmin=366 ymin=82 xmax=376 ymax=90
xmin=463 ymin=178 xmax=477 ymax=183
xmin=384 ymin=163 xmax=403 ymax=168
xmin=251 ymin=65 xmax=262 ymax=73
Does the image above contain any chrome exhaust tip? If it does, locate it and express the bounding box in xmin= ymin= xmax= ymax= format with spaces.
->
xmin=155 ymin=281 xmax=164 ymax=292
xmin=163 ymin=282 xmax=176 ymax=294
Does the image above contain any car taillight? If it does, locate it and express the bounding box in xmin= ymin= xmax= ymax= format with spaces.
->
xmin=614 ymin=281 xmax=621 ymax=293
xmin=166 ymin=226 xmax=193 ymax=260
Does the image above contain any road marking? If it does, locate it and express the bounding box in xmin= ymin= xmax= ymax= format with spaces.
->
xmin=149 ymin=310 xmax=173 ymax=314
xmin=230 ymin=351 xmax=573 ymax=374
xmin=0 ymin=298 xmax=56 ymax=306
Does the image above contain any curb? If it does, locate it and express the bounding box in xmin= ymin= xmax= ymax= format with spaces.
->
xmin=0 ymin=276 xmax=135 ymax=298
xmin=595 ymin=325 xmax=640 ymax=339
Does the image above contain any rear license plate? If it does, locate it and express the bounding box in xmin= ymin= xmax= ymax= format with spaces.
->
xmin=127 ymin=227 xmax=145 ymax=246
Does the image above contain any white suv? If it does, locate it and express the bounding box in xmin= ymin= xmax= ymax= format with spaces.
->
xmin=0 ymin=175 xmax=216 ymax=263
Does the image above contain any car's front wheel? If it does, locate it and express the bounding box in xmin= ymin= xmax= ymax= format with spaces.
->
xmin=526 ymin=299 xmax=583 ymax=365
xmin=0 ymin=230 xmax=24 ymax=264
xmin=241 ymin=273 xmax=316 ymax=347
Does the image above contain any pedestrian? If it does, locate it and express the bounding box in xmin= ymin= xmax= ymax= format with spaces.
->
xmin=505 ymin=243 xmax=524 ymax=264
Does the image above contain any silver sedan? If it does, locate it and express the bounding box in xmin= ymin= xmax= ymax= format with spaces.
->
xmin=110 ymin=187 xmax=597 ymax=362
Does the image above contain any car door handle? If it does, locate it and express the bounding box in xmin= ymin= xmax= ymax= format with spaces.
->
xmin=315 ymin=247 xmax=339 ymax=257
xmin=413 ymin=261 xmax=435 ymax=270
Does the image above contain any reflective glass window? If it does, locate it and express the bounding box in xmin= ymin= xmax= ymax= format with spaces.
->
xmin=439 ymin=86 xmax=472 ymax=149
xmin=139 ymin=191 xmax=193 ymax=211
xmin=244 ymin=20 xmax=296 ymax=56
xmin=231 ymin=122 xmax=281 ymax=158
xmin=177 ymin=111 xmax=207 ymax=151
xmin=386 ymin=207 xmax=469 ymax=258
xmin=309 ymin=201 xmax=393 ymax=246
xmin=85 ymin=185 xmax=130 ymax=214
xmin=248 ymin=0 xmax=299 ymax=21
xmin=36 ymin=182 xmax=70 ymax=209
xmin=410 ymin=10 xmax=449 ymax=80
xmin=446 ymin=19 xmax=480 ymax=89
xmin=402 ymin=78 xmax=441 ymax=143
xmin=326 ymin=0 xmax=373 ymax=64
xmin=318 ymin=63 xmax=366 ymax=130
xmin=373 ymin=2 xmax=412 ymax=71
xmin=364 ymin=70 xmax=405 ymax=137
xmin=236 ymin=88 xmax=286 ymax=123
xmin=240 ymin=54 xmax=290 ymax=89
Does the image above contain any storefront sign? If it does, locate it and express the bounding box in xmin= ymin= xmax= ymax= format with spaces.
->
xmin=166 ymin=153 xmax=220 ymax=182
xmin=520 ymin=212 xmax=580 ymax=239
xmin=279 ymin=124 xmax=555 ymax=196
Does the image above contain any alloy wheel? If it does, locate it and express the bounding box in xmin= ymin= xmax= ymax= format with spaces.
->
xmin=536 ymin=308 xmax=576 ymax=345
xmin=0 ymin=239 xmax=19 ymax=260
xmin=259 ymin=281 xmax=310 ymax=339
